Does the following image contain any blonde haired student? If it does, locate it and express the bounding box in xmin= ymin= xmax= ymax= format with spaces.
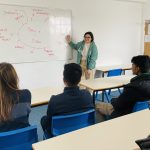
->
xmin=0 ymin=63 xmax=31 ymax=132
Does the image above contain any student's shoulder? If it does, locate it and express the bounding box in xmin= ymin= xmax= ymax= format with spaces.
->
xmin=18 ymin=89 xmax=31 ymax=100
xmin=48 ymin=93 xmax=64 ymax=108
xmin=20 ymin=89 xmax=31 ymax=96
xmin=16 ymin=89 xmax=31 ymax=103
xmin=49 ymin=93 xmax=64 ymax=102
xmin=80 ymin=89 xmax=92 ymax=96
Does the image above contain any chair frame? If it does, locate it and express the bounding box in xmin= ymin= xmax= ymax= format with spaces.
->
xmin=0 ymin=125 xmax=38 ymax=150
xmin=51 ymin=109 xmax=95 ymax=136
xmin=132 ymin=101 xmax=150 ymax=112
xmin=96 ymin=68 xmax=122 ymax=102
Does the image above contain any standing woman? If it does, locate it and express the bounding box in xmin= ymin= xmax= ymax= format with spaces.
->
xmin=66 ymin=32 xmax=98 ymax=80
xmin=0 ymin=63 xmax=31 ymax=132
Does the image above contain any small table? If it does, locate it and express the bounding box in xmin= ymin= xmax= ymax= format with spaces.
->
xmin=79 ymin=75 xmax=134 ymax=102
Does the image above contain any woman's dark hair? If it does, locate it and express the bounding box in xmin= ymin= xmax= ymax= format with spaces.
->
xmin=131 ymin=55 xmax=150 ymax=73
xmin=84 ymin=31 xmax=94 ymax=42
xmin=63 ymin=63 xmax=82 ymax=86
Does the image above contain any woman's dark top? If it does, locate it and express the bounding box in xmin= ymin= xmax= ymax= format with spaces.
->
xmin=0 ymin=89 xmax=31 ymax=132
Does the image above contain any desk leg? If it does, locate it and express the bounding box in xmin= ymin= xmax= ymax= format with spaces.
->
xmin=93 ymin=90 xmax=105 ymax=103
xmin=102 ymin=91 xmax=104 ymax=102
xmin=93 ymin=91 xmax=96 ymax=105
xmin=102 ymin=72 xmax=105 ymax=77
xmin=122 ymin=70 xmax=125 ymax=75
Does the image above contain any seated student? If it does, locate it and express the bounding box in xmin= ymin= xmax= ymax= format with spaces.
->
xmin=41 ymin=63 xmax=94 ymax=136
xmin=0 ymin=63 xmax=31 ymax=132
xmin=96 ymin=55 xmax=150 ymax=119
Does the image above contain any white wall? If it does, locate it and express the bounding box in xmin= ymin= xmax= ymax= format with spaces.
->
xmin=0 ymin=0 xmax=143 ymax=89
xmin=143 ymin=0 xmax=150 ymax=20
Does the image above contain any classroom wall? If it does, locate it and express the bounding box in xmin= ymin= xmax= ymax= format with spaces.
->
xmin=0 ymin=0 xmax=143 ymax=89
xmin=138 ymin=0 xmax=149 ymax=54
xmin=143 ymin=0 xmax=150 ymax=20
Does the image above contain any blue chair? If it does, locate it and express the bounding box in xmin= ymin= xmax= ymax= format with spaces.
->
xmin=0 ymin=125 xmax=38 ymax=150
xmin=132 ymin=101 xmax=150 ymax=112
xmin=44 ymin=109 xmax=95 ymax=138
xmin=107 ymin=69 xmax=122 ymax=77
xmin=96 ymin=69 xmax=122 ymax=102
xmin=107 ymin=68 xmax=122 ymax=95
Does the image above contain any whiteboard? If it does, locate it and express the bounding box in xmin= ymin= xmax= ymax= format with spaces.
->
xmin=0 ymin=4 xmax=72 ymax=63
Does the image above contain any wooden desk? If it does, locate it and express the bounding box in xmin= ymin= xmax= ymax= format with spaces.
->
xmin=79 ymin=75 xmax=134 ymax=101
xmin=31 ymin=87 xmax=63 ymax=107
xmin=96 ymin=65 xmax=132 ymax=77
xmin=32 ymin=109 xmax=150 ymax=150
xmin=30 ymin=75 xmax=133 ymax=106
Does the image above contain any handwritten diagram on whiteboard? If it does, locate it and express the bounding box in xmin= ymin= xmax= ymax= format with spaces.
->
xmin=0 ymin=4 xmax=72 ymax=63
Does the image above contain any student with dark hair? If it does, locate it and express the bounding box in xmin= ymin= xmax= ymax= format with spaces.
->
xmin=66 ymin=32 xmax=98 ymax=80
xmin=131 ymin=55 xmax=150 ymax=73
xmin=41 ymin=63 xmax=94 ymax=136
xmin=96 ymin=55 xmax=150 ymax=119
xmin=0 ymin=63 xmax=31 ymax=132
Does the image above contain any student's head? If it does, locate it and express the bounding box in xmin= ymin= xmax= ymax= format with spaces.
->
xmin=84 ymin=31 xmax=94 ymax=43
xmin=63 ymin=63 xmax=82 ymax=86
xmin=0 ymin=62 xmax=19 ymax=121
xmin=131 ymin=55 xmax=150 ymax=75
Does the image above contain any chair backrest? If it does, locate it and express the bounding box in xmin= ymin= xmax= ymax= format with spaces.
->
xmin=107 ymin=69 xmax=122 ymax=77
xmin=52 ymin=109 xmax=95 ymax=136
xmin=132 ymin=101 xmax=150 ymax=112
xmin=0 ymin=125 xmax=38 ymax=150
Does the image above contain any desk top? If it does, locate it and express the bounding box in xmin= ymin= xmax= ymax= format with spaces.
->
xmin=30 ymin=75 xmax=134 ymax=106
xmin=79 ymin=75 xmax=134 ymax=91
xmin=31 ymin=87 xmax=63 ymax=107
xmin=96 ymin=64 xmax=132 ymax=72
xmin=32 ymin=109 xmax=150 ymax=150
